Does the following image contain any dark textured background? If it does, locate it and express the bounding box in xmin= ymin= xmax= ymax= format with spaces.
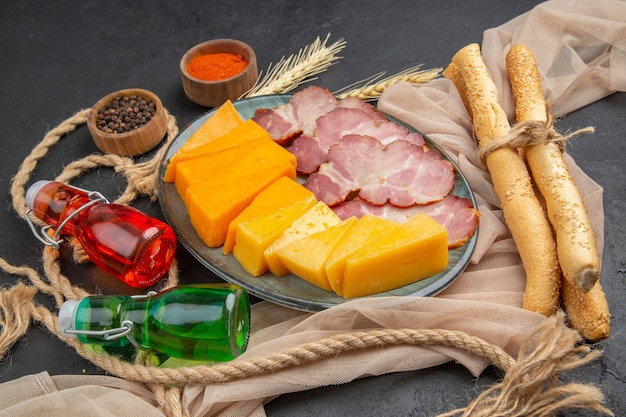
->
xmin=0 ymin=1 xmax=624 ymax=415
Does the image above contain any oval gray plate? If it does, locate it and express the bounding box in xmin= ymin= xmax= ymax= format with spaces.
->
xmin=158 ymin=94 xmax=478 ymax=312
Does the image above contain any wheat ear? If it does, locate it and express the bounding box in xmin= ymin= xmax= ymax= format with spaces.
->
xmin=245 ymin=34 xmax=346 ymax=97
xmin=335 ymin=65 xmax=441 ymax=101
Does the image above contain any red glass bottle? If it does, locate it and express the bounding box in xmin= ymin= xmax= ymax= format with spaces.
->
xmin=25 ymin=180 xmax=177 ymax=288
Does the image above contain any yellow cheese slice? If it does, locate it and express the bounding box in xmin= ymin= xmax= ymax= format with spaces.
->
xmin=325 ymin=215 xmax=400 ymax=296
xmin=264 ymin=201 xmax=342 ymax=277
xmin=165 ymin=119 xmax=270 ymax=184
xmin=223 ymin=177 xmax=315 ymax=255
xmin=176 ymin=138 xmax=297 ymax=203
xmin=277 ymin=217 xmax=358 ymax=292
xmin=233 ymin=195 xmax=317 ymax=276
xmin=163 ymin=100 xmax=243 ymax=182
xmin=342 ymin=213 xmax=448 ymax=299
xmin=187 ymin=163 xmax=296 ymax=248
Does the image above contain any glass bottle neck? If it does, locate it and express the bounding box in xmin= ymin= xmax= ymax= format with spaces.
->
xmin=29 ymin=181 xmax=94 ymax=229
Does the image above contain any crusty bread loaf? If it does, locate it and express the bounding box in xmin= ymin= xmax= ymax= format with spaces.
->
xmin=506 ymin=44 xmax=601 ymax=293
xmin=447 ymin=43 xmax=560 ymax=316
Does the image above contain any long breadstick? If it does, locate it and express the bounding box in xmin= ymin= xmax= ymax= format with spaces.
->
xmin=561 ymin=278 xmax=610 ymax=342
xmin=506 ymin=44 xmax=609 ymax=340
xmin=446 ymin=43 xmax=560 ymax=316
xmin=506 ymin=44 xmax=601 ymax=292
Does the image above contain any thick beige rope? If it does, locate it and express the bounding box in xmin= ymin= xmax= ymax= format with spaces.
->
xmin=0 ymin=276 xmax=38 ymax=362
xmin=439 ymin=310 xmax=611 ymax=417
xmin=0 ymin=108 xmax=613 ymax=417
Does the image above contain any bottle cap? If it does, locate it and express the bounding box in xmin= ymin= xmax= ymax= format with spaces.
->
xmin=58 ymin=299 xmax=79 ymax=339
xmin=25 ymin=180 xmax=52 ymax=210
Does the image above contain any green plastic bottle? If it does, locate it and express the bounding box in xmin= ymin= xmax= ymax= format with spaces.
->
xmin=58 ymin=284 xmax=250 ymax=362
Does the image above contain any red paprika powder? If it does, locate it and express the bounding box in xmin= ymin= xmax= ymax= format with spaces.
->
xmin=187 ymin=53 xmax=249 ymax=81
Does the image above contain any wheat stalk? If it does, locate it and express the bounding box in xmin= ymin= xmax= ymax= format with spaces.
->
xmin=335 ymin=65 xmax=442 ymax=101
xmin=244 ymin=34 xmax=346 ymax=97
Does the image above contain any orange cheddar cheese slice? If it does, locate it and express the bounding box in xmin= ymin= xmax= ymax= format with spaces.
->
xmin=187 ymin=163 xmax=296 ymax=248
xmin=233 ymin=195 xmax=317 ymax=276
xmin=325 ymin=215 xmax=400 ymax=296
xmin=175 ymin=138 xmax=297 ymax=202
xmin=277 ymin=217 xmax=358 ymax=292
xmin=163 ymin=100 xmax=243 ymax=182
xmin=342 ymin=213 xmax=448 ymax=299
xmin=264 ymin=201 xmax=342 ymax=277
xmin=223 ymin=176 xmax=315 ymax=255
xmin=164 ymin=119 xmax=269 ymax=183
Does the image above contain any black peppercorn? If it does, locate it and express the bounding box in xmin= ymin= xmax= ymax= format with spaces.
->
xmin=96 ymin=94 xmax=156 ymax=134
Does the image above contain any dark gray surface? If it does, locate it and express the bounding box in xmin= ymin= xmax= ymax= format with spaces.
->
xmin=0 ymin=1 xmax=624 ymax=416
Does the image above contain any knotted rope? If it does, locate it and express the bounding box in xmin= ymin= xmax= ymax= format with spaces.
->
xmin=477 ymin=112 xmax=595 ymax=165
xmin=0 ymin=108 xmax=613 ymax=417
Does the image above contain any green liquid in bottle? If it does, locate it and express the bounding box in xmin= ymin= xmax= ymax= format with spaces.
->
xmin=62 ymin=284 xmax=250 ymax=362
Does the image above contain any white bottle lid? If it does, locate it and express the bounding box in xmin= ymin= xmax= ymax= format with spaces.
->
xmin=58 ymin=299 xmax=79 ymax=339
xmin=25 ymin=180 xmax=52 ymax=210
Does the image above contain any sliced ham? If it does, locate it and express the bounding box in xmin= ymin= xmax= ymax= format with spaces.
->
xmin=252 ymin=107 xmax=301 ymax=146
xmin=252 ymin=85 xmax=337 ymax=145
xmin=316 ymin=107 xmax=425 ymax=149
xmin=336 ymin=97 xmax=388 ymax=122
xmin=305 ymin=134 xmax=455 ymax=207
xmin=333 ymin=195 xmax=479 ymax=249
xmin=291 ymin=106 xmax=426 ymax=174
xmin=289 ymin=86 xmax=338 ymax=136
xmin=288 ymin=134 xmax=326 ymax=174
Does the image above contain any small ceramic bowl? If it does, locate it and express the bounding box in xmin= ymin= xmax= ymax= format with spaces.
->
xmin=87 ymin=88 xmax=168 ymax=157
xmin=180 ymin=39 xmax=258 ymax=107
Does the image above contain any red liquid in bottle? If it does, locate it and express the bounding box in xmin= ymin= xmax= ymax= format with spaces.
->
xmin=26 ymin=180 xmax=177 ymax=288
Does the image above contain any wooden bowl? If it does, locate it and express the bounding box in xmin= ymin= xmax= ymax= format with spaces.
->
xmin=180 ymin=39 xmax=258 ymax=107
xmin=87 ymin=88 xmax=168 ymax=157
